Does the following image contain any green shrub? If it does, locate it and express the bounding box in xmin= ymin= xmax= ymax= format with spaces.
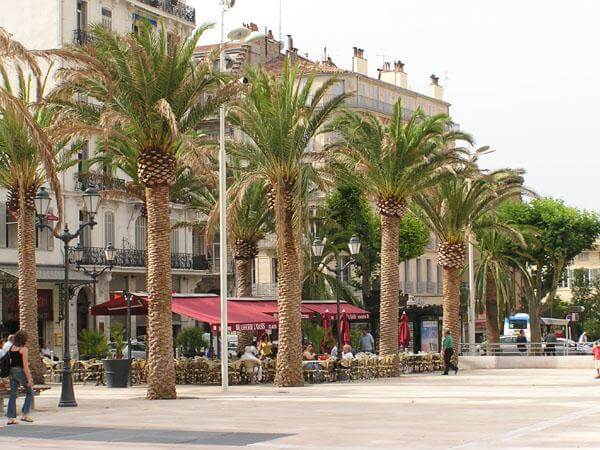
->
xmin=78 ymin=329 xmax=109 ymax=360
xmin=110 ymin=323 xmax=126 ymax=359
xmin=175 ymin=327 xmax=207 ymax=357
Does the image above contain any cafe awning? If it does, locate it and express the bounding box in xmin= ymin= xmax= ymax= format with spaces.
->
xmin=91 ymin=292 xmax=278 ymax=332
xmin=301 ymin=301 xmax=370 ymax=321
xmin=230 ymin=298 xmax=314 ymax=319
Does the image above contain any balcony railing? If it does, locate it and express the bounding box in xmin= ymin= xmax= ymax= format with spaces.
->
xmin=253 ymin=283 xmax=278 ymax=297
xmin=320 ymin=94 xmax=415 ymax=119
xmin=139 ymin=0 xmax=196 ymax=24
xmin=75 ymin=246 xmax=210 ymax=270
xmin=73 ymin=29 xmax=95 ymax=45
xmin=74 ymin=171 xmax=127 ymax=192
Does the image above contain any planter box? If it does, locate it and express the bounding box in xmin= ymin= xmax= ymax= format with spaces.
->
xmin=102 ymin=359 xmax=132 ymax=388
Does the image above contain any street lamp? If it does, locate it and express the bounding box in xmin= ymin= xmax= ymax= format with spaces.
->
xmin=74 ymin=242 xmax=115 ymax=330
xmin=35 ymin=186 xmax=100 ymax=408
xmin=311 ymin=236 xmax=361 ymax=361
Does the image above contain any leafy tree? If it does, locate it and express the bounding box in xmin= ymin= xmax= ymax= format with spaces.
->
xmin=328 ymin=102 xmax=468 ymax=355
xmin=570 ymin=269 xmax=600 ymax=339
xmin=175 ymin=328 xmax=207 ymax=357
xmin=499 ymin=198 xmax=600 ymax=343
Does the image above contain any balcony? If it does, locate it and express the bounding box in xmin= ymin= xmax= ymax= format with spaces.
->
xmin=74 ymin=171 xmax=127 ymax=192
xmin=75 ymin=247 xmax=210 ymax=271
xmin=138 ymin=0 xmax=196 ymax=24
xmin=73 ymin=29 xmax=95 ymax=45
xmin=320 ymin=94 xmax=414 ymax=119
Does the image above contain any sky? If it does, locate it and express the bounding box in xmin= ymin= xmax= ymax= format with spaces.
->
xmin=188 ymin=0 xmax=599 ymax=211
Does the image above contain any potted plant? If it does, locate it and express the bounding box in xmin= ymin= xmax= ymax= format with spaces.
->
xmin=79 ymin=329 xmax=109 ymax=360
xmin=175 ymin=327 xmax=205 ymax=358
xmin=102 ymin=324 xmax=131 ymax=388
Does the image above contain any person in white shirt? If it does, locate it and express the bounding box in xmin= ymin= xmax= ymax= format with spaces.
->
xmin=240 ymin=346 xmax=262 ymax=381
xmin=340 ymin=344 xmax=354 ymax=368
xmin=0 ymin=335 xmax=14 ymax=358
xmin=579 ymin=331 xmax=588 ymax=344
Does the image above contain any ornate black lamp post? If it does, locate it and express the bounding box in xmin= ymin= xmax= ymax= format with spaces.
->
xmin=311 ymin=236 xmax=361 ymax=360
xmin=73 ymin=242 xmax=115 ymax=330
xmin=34 ymin=186 xmax=100 ymax=407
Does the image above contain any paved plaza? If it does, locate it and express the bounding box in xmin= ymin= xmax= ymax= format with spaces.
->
xmin=1 ymin=369 xmax=599 ymax=449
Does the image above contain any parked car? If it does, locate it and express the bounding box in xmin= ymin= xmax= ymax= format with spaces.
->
xmin=109 ymin=340 xmax=147 ymax=359
xmin=477 ymin=336 xmax=520 ymax=355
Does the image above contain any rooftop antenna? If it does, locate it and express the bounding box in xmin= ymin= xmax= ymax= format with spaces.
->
xmin=377 ymin=53 xmax=391 ymax=67
xmin=278 ymin=0 xmax=283 ymax=47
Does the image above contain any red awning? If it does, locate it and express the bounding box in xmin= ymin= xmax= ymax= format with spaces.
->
xmin=91 ymin=293 xmax=278 ymax=332
xmin=302 ymin=301 xmax=370 ymax=321
xmin=230 ymin=299 xmax=314 ymax=320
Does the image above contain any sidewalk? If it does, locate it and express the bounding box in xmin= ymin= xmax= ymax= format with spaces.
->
xmin=1 ymin=369 xmax=599 ymax=449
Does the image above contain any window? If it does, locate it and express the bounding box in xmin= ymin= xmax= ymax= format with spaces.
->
xmin=329 ymin=80 xmax=345 ymax=96
xmin=577 ymin=252 xmax=590 ymax=261
xmin=192 ymin=227 xmax=205 ymax=256
xmin=104 ymin=211 xmax=115 ymax=246
xmin=77 ymin=141 xmax=89 ymax=174
xmin=101 ymin=7 xmax=112 ymax=30
xmin=271 ymin=258 xmax=278 ymax=283
xmin=135 ymin=216 xmax=147 ymax=250
xmin=79 ymin=210 xmax=91 ymax=247
xmin=404 ymin=260 xmax=411 ymax=282
xmin=171 ymin=226 xmax=179 ymax=253
xmin=35 ymin=214 xmax=54 ymax=251
xmin=341 ymin=256 xmax=351 ymax=283
xmin=77 ymin=1 xmax=88 ymax=30
xmin=416 ymin=258 xmax=422 ymax=284
xmin=426 ymin=259 xmax=432 ymax=283
xmin=6 ymin=209 xmax=17 ymax=249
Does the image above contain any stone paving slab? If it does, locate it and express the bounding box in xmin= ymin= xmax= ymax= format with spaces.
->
xmin=0 ymin=369 xmax=599 ymax=449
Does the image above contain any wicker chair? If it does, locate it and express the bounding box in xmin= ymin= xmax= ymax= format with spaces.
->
xmin=261 ymin=358 xmax=275 ymax=383
xmin=240 ymin=360 xmax=260 ymax=384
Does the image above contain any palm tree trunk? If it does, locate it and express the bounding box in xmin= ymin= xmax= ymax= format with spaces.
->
xmin=273 ymin=184 xmax=303 ymax=387
xmin=17 ymin=204 xmax=45 ymax=384
xmin=442 ymin=267 xmax=461 ymax=363
xmin=145 ymin=185 xmax=176 ymax=399
xmin=379 ymin=214 xmax=400 ymax=356
xmin=235 ymin=258 xmax=253 ymax=297
xmin=529 ymin=273 xmax=543 ymax=353
xmin=235 ymin=257 xmax=254 ymax=352
xmin=485 ymin=274 xmax=500 ymax=355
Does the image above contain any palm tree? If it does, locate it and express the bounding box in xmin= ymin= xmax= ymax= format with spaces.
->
xmin=412 ymin=169 xmax=528 ymax=359
xmin=228 ymin=60 xmax=346 ymax=386
xmin=474 ymin=226 xmax=531 ymax=353
xmin=328 ymin=102 xmax=470 ymax=355
xmin=47 ymin=22 xmax=236 ymax=399
xmin=0 ymin=63 xmax=70 ymax=383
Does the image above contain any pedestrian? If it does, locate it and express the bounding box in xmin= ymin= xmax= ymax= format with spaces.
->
xmin=359 ymin=329 xmax=375 ymax=353
xmin=544 ymin=331 xmax=557 ymax=356
xmin=516 ymin=330 xmax=528 ymax=355
xmin=6 ymin=330 xmax=35 ymax=425
xmin=579 ymin=331 xmax=588 ymax=345
xmin=442 ymin=329 xmax=458 ymax=375
xmin=593 ymin=342 xmax=600 ymax=379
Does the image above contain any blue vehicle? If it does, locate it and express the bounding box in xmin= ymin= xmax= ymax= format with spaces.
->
xmin=504 ymin=313 xmax=531 ymax=339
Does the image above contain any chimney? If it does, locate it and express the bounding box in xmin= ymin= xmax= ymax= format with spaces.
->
xmin=286 ymin=34 xmax=295 ymax=53
xmin=352 ymin=47 xmax=368 ymax=76
xmin=267 ymin=29 xmax=274 ymax=40
xmin=430 ymin=74 xmax=443 ymax=100
xmin=378 ymin=60 xmax=407 ymax=88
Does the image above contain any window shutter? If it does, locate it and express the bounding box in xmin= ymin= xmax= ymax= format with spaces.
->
xmin=0 ymin=202 xmax=5 ymax=248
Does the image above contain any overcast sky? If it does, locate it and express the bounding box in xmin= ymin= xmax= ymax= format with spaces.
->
xmin=188 ymin=0 xmax=599 ymax=211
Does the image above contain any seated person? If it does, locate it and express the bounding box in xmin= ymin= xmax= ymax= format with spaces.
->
xmin=303 ymin=342 xmax=317 ymax=361
xmin=240 ymin=346 xmax=262 ymax=381
xmin=259 ymin=334 xmax=273 ymax=359
xmin=340 ymin=344 xmax=354 ymax=368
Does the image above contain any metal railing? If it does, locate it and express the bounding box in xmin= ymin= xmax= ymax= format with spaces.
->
xmin=74 ymin=171 xmax=127 ymax=192
xmin=139 ymin=0 xmax=196 ymax=24
xmin=76 ymin=246 xmax=211 ymax=271
xmin=460 ymin=342 xmax=592 ymax=356
xmin=253 ymin=283 xmax=278 ymax=297
xmin=426 ymin=282 xmax=437 ymax=294
xmin=320 ymin=94 xmax=415 ymax=119
xmin=73 ymin=29 xmax=95 ymax=45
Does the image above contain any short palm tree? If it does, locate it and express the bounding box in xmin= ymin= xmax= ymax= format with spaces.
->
xmin=47 ymin=22 xmax=235 ymax=399
xmin=203 ymin=179 xmax=273 ymax=297
xmin=0 ymin=63 xmax=70 ymax=383
xmin=474 ymin=226 xmax=531 ymax=352
xmin=228 ymin=60 xmax=346 ymax=386
xmin=328 ymin=102 xmax=470 ymax=355
xmin=412 ymin=169 xmax=528 ymax=359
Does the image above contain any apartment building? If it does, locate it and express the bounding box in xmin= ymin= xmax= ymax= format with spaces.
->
xmin=557 ymin=239 xmax=600 ymax=301
xmin=194 ymin=26 xmax=450 ymax=342
xmin=0 ymin=0 xmax=211 ymax=358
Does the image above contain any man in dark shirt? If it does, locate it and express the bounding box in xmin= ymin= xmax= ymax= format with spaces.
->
xmin=516 ymin=330 xmax=527 ymax=354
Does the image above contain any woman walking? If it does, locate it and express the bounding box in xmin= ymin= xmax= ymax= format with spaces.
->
xmin=6 ymin=330 xmax=34 ymax=425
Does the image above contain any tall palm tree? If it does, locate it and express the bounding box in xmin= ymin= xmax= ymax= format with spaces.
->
xmin=228 ymin=60 xmax=346 ymax=386
xmin=412 ymin=169 xmax=528 ymax=359
xmin=328 ymin=102 xmax=470 ymax=355
xmin=0 ymin=62 xmax=70 ymax=383
xmin=47 ymin=22 xmax=236 ymax=399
